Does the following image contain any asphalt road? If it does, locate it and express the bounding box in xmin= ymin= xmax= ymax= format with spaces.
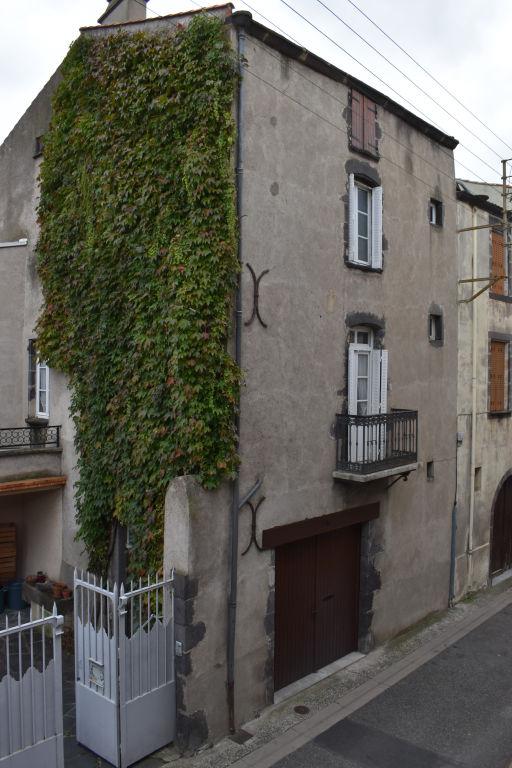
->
xmin=273 ymin=602 xmax=512 ymax=768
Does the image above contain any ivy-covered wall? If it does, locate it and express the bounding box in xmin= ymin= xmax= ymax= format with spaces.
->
xmin=36 ymin=16 xmax=240 ymax=574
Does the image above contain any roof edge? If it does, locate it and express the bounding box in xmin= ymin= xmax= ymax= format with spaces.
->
xmin=229 ymin=11 xmax=458 ymax=151
xmin=81 ymin=3 xmax=233 ymax=31
xmin=456 ymin=181 xmax=503 ymax=217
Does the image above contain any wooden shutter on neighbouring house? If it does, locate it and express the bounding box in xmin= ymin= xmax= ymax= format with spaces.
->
xmin=350 ymin=90 xmax=364 ymax=150
xmin=491 ymin=231 xmax=506 ymax=295
xmin=363 ymin=97 xmax=378 ymax=155
xmin=490 ymin=340 xmax=507 ymax=412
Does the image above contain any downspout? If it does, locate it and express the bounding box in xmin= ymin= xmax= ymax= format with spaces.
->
xmin=227 ymin=22 xmax=245 ymax=735
xmin=467 ymin=206 xmax=478 ymax=591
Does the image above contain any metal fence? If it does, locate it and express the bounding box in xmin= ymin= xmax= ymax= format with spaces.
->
xmin=0 ymin=426 xmax=60 ymax=450
xmin=335 ymin=409 xmax=418 ymax=474
xmin=0 ymin=607 xmax=64 ymax=767
xmin=74 ymin=571 xmax=175 ymax=768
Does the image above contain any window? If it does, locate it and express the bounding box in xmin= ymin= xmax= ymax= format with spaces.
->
xmin=33 ymin=134 xmax=44 ymax=158
xmin=28 ymin=339 xmax=49 ymax=419
xmin=426 ymin=461 xmax=434 ymax=480
xmin=491 ymin=230 xmax=507 ymax=296
xmin=429 ymin=199 xmax=443 ymax=227
xmin=347 ymin=328 xmax=388 ymax=416
xmin=489 ymin=339 xmax=509 ymax=413
xmin=429 ymin=313 xmax=443 ymax=344
xmin=348 ymin=174 xmax=383 ymax=269
xmin=474 ymin=467 xmax=482 ymax=492
xmin=349 ymin=90 xmax=378 ymax=157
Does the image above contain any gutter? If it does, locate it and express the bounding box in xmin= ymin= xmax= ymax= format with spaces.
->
xmin=467 ymin=207 xmax=479 ymax=590
xmin=226 ymin=16 xmax=247 ymax=735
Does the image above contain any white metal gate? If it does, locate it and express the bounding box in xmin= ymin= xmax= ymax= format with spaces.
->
xmin=74 ymin=571 xmax=175 ymax=767
xmin=0 ymin=607 xmax=64 ymax=767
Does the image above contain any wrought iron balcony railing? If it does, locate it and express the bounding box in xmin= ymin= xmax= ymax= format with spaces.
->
xmin=334 ymin=410 xmax=418 ymax=475
xmin=0 ymin=426 xmax=61 ymax=450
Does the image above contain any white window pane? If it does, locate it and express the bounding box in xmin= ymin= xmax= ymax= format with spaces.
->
xmin=39 ymin=392 xmax=47 ymax=414
xmin=357 ymin=378 xmax=368 ymax=401
xmin=39 ymin=367 xmax=46 ymax=389
xmin=358 ymin=238 xmax=369 ymax=262
xmin=357 ymin=187 xmax=368 ymax=212
xmin=358 ymin=212 xmax=368 ymax=238
xmin=357 ymin=401 xmax=368 ymax=416
xmin=357 ymin=331 xmax=369 ymax=344
xmin=357 ymin=355 xmax=368 ymax=376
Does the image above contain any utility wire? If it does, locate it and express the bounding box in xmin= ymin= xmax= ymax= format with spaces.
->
xmin=342 ymin=0 xmax=512 ymax=154
xmin=278 ymin=0 xmax=499 ymax=179
xmin=313 ymin=0 xmax=504 ymax=162
xmin=280 ymin=0 xmax=500 ymax=180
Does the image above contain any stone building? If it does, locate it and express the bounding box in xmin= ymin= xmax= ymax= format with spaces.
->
xmin=455 ymin=179 xmax=512 ymax=598
xmin=0 ymin=0 xmax=459 ymax=749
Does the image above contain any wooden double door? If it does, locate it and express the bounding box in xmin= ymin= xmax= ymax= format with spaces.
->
xmin=490 ymin=476 xmax=512 ymax=576
xmin=274 ymin=524 xmax=360 ymax=691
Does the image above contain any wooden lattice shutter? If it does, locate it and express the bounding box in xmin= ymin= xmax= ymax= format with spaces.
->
xmin=363 ymin=96 xmax=378 ymax=155
xmin=490 ymin=340 xmax=506 ymax=411
xmin=350 ymin=90 xmax=364 ymax=150
xmin=491 ymin=231 xmax=505 ymax=295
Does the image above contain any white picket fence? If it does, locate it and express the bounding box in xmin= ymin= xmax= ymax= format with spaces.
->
xmin=0 ymin=607 xmax=64 ymax=767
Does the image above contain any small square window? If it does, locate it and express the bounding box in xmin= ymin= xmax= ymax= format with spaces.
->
xmin=429 ymin=314 xmax=443 ymax=344
xmin=429 ymin=199 xmax=443 ymax=227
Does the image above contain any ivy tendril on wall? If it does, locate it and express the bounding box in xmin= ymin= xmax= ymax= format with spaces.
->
xmin=36 ymin=16 xmax=240 ymax=575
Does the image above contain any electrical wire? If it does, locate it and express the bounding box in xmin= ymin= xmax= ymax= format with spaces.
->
xmin=341 ymin=0 xmax=512 ymax=155
xmin=280 ymin=0 xmax=501 ymax=180
xmin=313 ymin=0 xmax=504 ymax=162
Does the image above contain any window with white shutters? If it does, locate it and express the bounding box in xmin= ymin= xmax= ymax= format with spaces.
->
xmin=348 ymin=174 xmax=383 ymax=270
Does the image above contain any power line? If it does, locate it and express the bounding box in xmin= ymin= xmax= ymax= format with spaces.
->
xmin=279 ymin=0 xmax=501 ymax=181
xmin=341 ymin=0 xmax=512 ymax=154
xmin=313 ymin=0 xmax=504 ymax=162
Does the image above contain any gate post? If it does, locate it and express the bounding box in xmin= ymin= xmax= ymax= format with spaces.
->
xmin=52 ymin=605 xmax=65 ymax=768
xmin=164 ymin=476 xmax=231 ymax=750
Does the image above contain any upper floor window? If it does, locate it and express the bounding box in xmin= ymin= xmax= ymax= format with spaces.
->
xmin=348 ymin=174 xmax=383 ymax=270
xmin=489 ymin=338 xmax=509 ymax=414
xmin=349 ymin=89 xmax=378 ymax=157
xmin=428 ymin=313 xmax=443 ymax=344
xmin=429 ymin=198 xmax=443 ymax=227
xmin=491 ymin=229 xmax=508 ymax=296
xmin=347 ymin=327 xmax=388 ymax=417
xmin=28 ymin=339 xmax=50 ymax=419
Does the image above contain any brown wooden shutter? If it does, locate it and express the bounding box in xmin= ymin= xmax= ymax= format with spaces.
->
xmin=490 ymin=340 xmax=506 ymax=411
xmin=363 ymin=96 xmax=377 ymax=155
xmin=491 ymin=231 xmax=505 ymax=295
xmin=350 ymin=90 xmax=364 ymax=150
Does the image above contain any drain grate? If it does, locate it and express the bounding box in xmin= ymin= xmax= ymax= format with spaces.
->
xmin=294 ymin=705 xmax=310 ymax=715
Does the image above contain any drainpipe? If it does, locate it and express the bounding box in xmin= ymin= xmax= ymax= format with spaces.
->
xmin=467 ymin=207 xmax=478 ymax=591
xmin=227 ymin=22 xmax=246 ymax=735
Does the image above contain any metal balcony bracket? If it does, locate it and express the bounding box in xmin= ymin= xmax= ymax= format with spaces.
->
xmin=245 ymin=263 xmax=269 ymax=328
xmin=386 ymin=468 xmax=416 ymax=490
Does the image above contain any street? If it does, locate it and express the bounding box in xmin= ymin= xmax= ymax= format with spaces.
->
xmin=273 ymin=602 xmax=512 ymax=768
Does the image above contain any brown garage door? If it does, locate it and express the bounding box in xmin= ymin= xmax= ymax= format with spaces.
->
xmin=274 ymin=524 xmax=360 ymax=691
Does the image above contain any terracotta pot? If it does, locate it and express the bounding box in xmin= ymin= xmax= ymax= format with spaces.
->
xmin=52 ymin=585 xmax=63 ymax=599
xmin=61 ymin=588 xmax=72 ymax=599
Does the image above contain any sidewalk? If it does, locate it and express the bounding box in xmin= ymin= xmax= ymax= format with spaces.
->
xmin=163 ymin=579 xmax=512 ymax=768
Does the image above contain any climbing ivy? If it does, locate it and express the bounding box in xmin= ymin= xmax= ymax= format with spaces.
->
xmin=36 ymin=16 xmax=240 ymax=574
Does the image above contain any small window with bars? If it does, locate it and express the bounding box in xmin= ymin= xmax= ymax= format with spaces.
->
xmin=349 ymin=89 xmax=378 ymax=157
xmin=489 ymin=339 xmax=509 ymax=413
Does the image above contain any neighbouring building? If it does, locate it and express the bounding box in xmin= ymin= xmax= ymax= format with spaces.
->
xmin=0 ymin=0 xmax=460 ymax=751
xmin=455 ymin=179 xmax=512 ymax=598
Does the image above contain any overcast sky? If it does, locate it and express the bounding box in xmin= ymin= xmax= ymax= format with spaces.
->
xmin=1 ymin=0 xmax=510 ymax=183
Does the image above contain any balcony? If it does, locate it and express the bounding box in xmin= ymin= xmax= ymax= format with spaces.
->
xmin=0 ymin=426 xmax=63 ymax=487
xmin=333 ymin=410 xmax=418 ymax=483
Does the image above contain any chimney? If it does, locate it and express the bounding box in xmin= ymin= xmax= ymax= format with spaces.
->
xmin=98 ymin=0 xmax=148 ymax=25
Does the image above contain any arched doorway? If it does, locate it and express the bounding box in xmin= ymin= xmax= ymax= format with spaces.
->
xmin=490 ymin=474 xmax=512 ymax=577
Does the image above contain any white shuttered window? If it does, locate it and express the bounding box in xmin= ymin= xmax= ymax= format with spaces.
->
xmin=348 ymin=174 xmax=383 ymax=269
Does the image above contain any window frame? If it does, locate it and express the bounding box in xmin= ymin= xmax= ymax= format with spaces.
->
xmin=349 ymin=89 xmax=379 ymax=158
xmin=347 ymin=174 xmax=383 ymax=270
xmin=429 ymin=198 xmax=443 ymax=227
xmin=488 ymin=335 xmax=511 ymax=416
xmin=35 ymin=358 xmax=50 ymax=419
